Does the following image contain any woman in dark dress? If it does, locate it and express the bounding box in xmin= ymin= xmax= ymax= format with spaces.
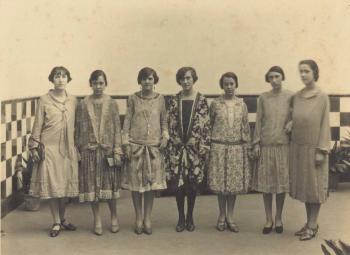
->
xmin=165 ymin=67 xmax=211 ymax=232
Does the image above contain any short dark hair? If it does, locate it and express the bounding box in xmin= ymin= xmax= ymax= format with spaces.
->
xmin=299 ymin=59 xmax=319 ymax=81
xmin=137 ymin=67 xmax=159 ymax=84
xmin=89 ymin=70 xmax=108 ymax=86
xmin=219 ymin=72 xmax=238 ymax=89
xmin=48 ymin=66 xmax=72 ymax=83
xmin=265 ymin=66 xmax=285 ymax=83
xmin=176 ymin=67 xmax=198 ymax=85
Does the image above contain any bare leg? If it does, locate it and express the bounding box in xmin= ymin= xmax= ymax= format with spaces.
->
xmin=263 ymin=193 xmax=273 ymax=227
xmin=305 ymin=203 xmax=311 ymax=225
xmin=144 ymin=191 xmax=155 ymax=229
xmin=217 ymin=194 xmax=226 ymax=222
xmin=91 ymin=202 xmax=102 ymax=228
xmin=275 ymin=193 xmax=285 ymax=227
xmin=307 ymin=202 xmax=321 ymax=229
xmin=226 ymin=194 xmax=236 ymax=223
xmin=58 ymin=198 xmax=66 ymax=222
xmin=131 ymin=191 xmax=143 ymax=228
xmin=107 ymin=199 xmax=119 ymax=229
xmin=49 ymin=198 xmax=61 ymax=225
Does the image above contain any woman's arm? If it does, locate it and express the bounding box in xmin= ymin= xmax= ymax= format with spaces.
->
xmin=252 ymin=96 xmax=263 ymax=145
xmin=28 ymin=98 xmax=45 ymax=149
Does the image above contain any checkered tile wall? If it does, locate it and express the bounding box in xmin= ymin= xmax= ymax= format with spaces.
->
xmin=1 ymin=94 xmax=350 ymax=217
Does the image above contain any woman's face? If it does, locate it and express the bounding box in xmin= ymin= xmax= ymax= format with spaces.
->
xmin=267 ymin=71 xmax=283 ymax=90
xmin=90 ymin=75 xmax=106 ymax=96
xmin=140 ymin=74 xmax=155 ymax=92
xmin=52 ymin=71 xmax=68 ymax=90
xmin=222 ymin=77 xmax=236 ymax=97
xmin=299 ymin=64 xmax=315 ymax=86
xmin=179 ymin=70 xmax=194 ymax=92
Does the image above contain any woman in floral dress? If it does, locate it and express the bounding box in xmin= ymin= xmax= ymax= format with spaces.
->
xmin=75 ymin=70 xmax=123 ymax=235
xmin=165 ymin=67 xmax=211 ymax=232
xmin=290 ymin=60 xmax=330 ymax=241
xmin=29 ymin=66 xmax=79 ymax=237
xmin=122 ymin=67 xmax=168 ymax=235
xmin=208 ymin=72 xmax=252 ymax=232
xmin=252 ymin=66 xmax=293 ymax=234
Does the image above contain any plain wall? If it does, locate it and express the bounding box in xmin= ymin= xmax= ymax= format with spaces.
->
xmin=1 ymin=0 xmax=350 ymax=100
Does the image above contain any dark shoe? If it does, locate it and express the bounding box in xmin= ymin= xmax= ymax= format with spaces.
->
xmin=275 ymin=224 xmax=283 ymax=234
xmin=262 ymin=222 xmax=273 ymax=234
xmin=50 ymin=223 xmax=61 ymax=237
xmin=186 ymin=218 xmax=195 ymax=232
xmin=226 ymin=219 xmax=239 ymax=233
xmin=61 ymin=219 xmax=77 ymax=231
xmin=176 ymin=219 xmax=186 ymax=232
xmin=216 ymin=220 xmax=226 ymax=232
xmin=299 ymin=226 xmax=318 ymax=241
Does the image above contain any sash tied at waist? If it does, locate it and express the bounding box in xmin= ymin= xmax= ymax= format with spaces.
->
xmin=130 ymin=141 xmax=160 ymax=186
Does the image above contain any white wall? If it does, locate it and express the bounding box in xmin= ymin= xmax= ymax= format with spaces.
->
xmin=1 ymin=0 xmax=350 ymax=100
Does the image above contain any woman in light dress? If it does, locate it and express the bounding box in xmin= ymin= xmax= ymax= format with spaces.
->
xmin=208 ymin=72 xmax=252 ymax=232
xmin=122 ymin=67 xmax=168 ymax=235
xmin=289 ymin=60 xmax=330 ymax=241
xmin=252 ymin=66 xmax=293 ymax=234
xmin=29 ymin=66 xmax=79 ymax=237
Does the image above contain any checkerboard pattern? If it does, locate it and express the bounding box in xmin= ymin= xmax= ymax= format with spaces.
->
xmin=1 ymin=94 xmax=350 ymax=217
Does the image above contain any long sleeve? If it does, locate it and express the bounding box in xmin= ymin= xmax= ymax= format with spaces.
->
xmin=209 ymin=100 xmax=216 ymax=129
xmin=160 ymin=96 xmax=169 ymax=140
xmin=200 ymin=97 xmax=211 ymax=150
xmin=112 ymin=100 xmax=123 ymax=154
xmin=253 ymin=96 xmax=263 ymax=145
xmin=122 ymin=95 xmax=134 ymax=145
xmin=241 ymin=102 xmax=252 ymax=148
xmin=28 ymin=98 xmax=45 ymax=149
xmin=317 ymin=94 xmax=331 ymax=153
xmin=74 ymin=101 xmax=82 ymax=151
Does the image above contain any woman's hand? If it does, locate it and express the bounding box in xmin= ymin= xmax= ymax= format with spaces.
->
xmin=284 ymin=121 xmax=293 ymax=134
xmin=122 ymin=144 xmax=131 ymax=161
xmin=315 ymin=151 xmax=326 ymax=167
xmin=114 ymin=154 xmax=123 ymax=167
xmin=253 ymin=144 xmax=261 ymax=159
xmin=29 ymin=149 xmax=40 ymax=162
xmin=159 ymin=138 xmax=168 ymax=152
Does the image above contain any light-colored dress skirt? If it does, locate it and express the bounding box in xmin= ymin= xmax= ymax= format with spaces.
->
xmin=252 ymin=144 xmax=289 ymax=194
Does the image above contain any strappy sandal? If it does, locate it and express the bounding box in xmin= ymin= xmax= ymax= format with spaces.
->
xmin=226 ymin=219 xmax=239 ymax=233
xmin=299 ymin=226 xmax=318 ymax=241
xmin=294 ymin=224 xmax=308 ymax=236
xmin=61 ymin=219 xmax=77 ymax=231
xmin=216 ymin=220 xmax=226 ymax=232
xmin=50 ymin=223 xmax=61 ymax=237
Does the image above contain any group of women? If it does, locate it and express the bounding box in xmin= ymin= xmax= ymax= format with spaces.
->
xmin=28 ymin=59 xmax=330 ymax=242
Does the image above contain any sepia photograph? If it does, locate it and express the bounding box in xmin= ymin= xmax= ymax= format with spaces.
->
xmin=1 ymin=0 xmax=350 ymax=254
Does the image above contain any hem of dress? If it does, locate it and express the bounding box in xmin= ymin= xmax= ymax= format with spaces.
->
xmin=209 ymin=189 xmax=249 ymax=195
xmin=289 ymin=193 xmax=328 ymax=204
xmin=252 ymin=186 xmax=289 ymax=194
xmin=28 ymin=191 xmax=79 ymax=199
xmin=121 ymin=183 xmax=167 ymax=193
xmin=79 ymin=191 xmax=120 ymax=202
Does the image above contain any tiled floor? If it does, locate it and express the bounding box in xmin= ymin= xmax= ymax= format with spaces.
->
xmin=1 ymin=184 xmax=350 ymax=255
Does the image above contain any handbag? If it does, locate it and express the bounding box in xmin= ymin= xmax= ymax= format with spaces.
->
xmin=30 ymin=137 xmax=45 ymax=161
